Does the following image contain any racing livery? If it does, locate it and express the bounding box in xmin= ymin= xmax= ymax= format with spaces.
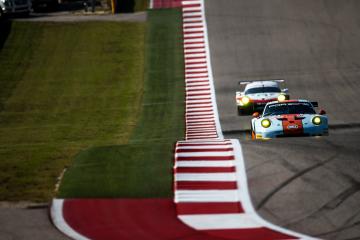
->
xmin=251 ymin=100 xmax=328 ymax=139
xmin=236 ymin=80 xmax=289 ymax=115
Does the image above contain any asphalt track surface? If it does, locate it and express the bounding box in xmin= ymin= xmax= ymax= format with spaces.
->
xmin=0 ymin=205 xmax=69 ymax=239
xmin=205 ymin=1 xmax=360 ymax=239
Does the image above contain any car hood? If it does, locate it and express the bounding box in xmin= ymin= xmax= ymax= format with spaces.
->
xmin=247 ymin=92 xmax=280 ymax=100
xmin=262 ymin=114 xmax=319 ymax=123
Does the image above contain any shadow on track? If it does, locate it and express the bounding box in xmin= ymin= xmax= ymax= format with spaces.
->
xmin=0 ymin=20 xmax=12 ymax=50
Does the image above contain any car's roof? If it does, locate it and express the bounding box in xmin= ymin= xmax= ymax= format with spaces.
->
xmin=267 ymin=99 xmax=310 ymax=105
xmin=244 ymin=81 xmax=280 ymax=91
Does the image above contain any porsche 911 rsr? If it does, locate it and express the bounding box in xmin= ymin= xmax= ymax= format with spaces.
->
xmin=236 ymin=80 xmax=289 ymax=115
xmin=251 ymin=100 xmax=328 ymax=139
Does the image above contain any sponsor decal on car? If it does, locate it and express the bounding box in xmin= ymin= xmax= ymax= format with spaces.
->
xmin=287 ymin=124 xmax=299 ymax=129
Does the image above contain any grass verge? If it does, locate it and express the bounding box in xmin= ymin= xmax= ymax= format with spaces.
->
xmin=135 ymin=0 xmax=148 ymax=11
xmin=0 ymin=21 xmax=145 ymax=201
xmin=58 ymin=9 xmax=184 ymax=198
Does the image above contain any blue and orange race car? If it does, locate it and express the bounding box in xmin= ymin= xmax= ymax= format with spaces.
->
xmin=251 ymin=100 xmax=328 ymax=139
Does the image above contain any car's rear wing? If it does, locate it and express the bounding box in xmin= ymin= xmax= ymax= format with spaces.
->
xmin=238 ymin=79 xmax=284 ymax=85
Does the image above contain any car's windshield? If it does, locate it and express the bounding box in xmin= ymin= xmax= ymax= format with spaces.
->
xmin=263 ymin=102 xmax=316 ymax=116
xmin=245 ymin=87 xmax=281 ymax=95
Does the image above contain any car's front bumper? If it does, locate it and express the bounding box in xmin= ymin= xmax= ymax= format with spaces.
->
xmin=255 ymin=125 xmax=328 ymax=139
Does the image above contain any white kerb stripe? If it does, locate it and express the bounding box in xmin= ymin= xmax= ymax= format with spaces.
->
xmin=175 ymin=160 xmax=235 ymax=167
xmin=185 ymin=53 xmax=207 ymax=58
xmin=183 ymin=27 xmax=204 ymax=32
xmin=184 ymin=63 xmax=207 ymax=68
xmin=175 ymin=190 xmax=239 ymax=202
xmin=183 ymin=18 xmax=203 ymax=23
xmin=183 ymin=22 xmax=204 ymax=27
xmin=175 ymin=173 xmax=236 ymax=181
xmin=51 ymin=199 xmax=90 ymax=240
xmin=183 ymin=12 xmax=202 ymax=17
xmin=184 ymin=40 xmax=205 ymax=45
xmin=184 ymin=32 xmax=204 ymax=38
xmin=182 ymin=7 xmax=201 ymax=12
xmin=178 ymin=214 xmax=262 ymax=230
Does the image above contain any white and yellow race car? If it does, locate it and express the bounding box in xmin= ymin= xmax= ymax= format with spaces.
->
xmin=236 ymin=80 xmax=289 ymax=115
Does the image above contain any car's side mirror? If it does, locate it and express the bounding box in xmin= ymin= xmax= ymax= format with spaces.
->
xmin=252 ymin=112 xmax=260 ymax=118
xmin=311 ymin=101 xmax=319 ymax=107
xmin=282 ymin=88 xmax=289 ymax=93
xmin=319 ymin=109 xmax=326 ymax=115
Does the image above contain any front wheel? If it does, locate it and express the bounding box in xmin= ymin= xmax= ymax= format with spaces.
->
xmin=250 ymin=124 xmax=256 ymax=140
xmin=251 ymin=131 xmax=256 ymax=140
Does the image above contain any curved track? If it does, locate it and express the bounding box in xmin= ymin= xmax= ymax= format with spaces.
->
xmin=205 ymin=1 xmax=360 ymax=239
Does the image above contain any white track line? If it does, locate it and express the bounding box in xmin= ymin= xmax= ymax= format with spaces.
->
xmin=178 ymin=214 xmax=262 ymax=230
xmin=51 ymin=199 xmax=90 ymax=240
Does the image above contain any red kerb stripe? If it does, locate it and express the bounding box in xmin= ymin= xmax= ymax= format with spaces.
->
xmin=176 ymin=156 xmax=235 ymax=161
xmin=186 ymin=88 xmax=210 ymax=92
xmin=183 ymin=25 xmax=203 ymax=29
xmin=182 ymin=3 xmax=201 ymax=8
xmin=184 ymin=41 xmax=205 ymax=45
xmin=177 ymin=202 xmax=244 ymax=215
xmin=176 ymin=148 xmax=233 ymax=153
xmin=177 ymin=143 xmax=231 ymax=147
xmin=175 ymin=166 xmax=236 ymax=173
xmin=184 ymin=31 xmax=204 ymax=35
xmin=175 ymin=181 xmax=237 ymax=190
xmin=183 ymin=15 xmax=202 ymax=19
xmin=185 ymin=75 xmax=209 ymax=79
xmin=187 ymin=101 xmax=211 ymax=105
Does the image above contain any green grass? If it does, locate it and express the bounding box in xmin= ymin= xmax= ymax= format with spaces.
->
xmin=58 ymin=9 xmax=184 ymax=198
xmin=0 ymin=21 xmax=145 ymax=201
xmin=135 ymin=0 xmax=148 ymax=11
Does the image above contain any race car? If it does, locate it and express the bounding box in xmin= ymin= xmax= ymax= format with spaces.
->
xmin=251 ymin=100 xmax=328 ymax=139
xmin=236 ymin=80 xmax=289 ymax=115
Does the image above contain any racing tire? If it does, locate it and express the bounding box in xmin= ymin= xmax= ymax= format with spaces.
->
xmin=251 ymin=131 xmax=256 ymax=140
xmin=250 ymin=125 xmax=256 ymax=140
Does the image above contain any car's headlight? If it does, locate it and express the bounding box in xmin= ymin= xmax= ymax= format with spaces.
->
xmin=312 ymin=116 xmax=321 ymax=125
xmin=277 ymin=94 xmax=286 ymax=101
xmin=261 ymin=119 xmax=271 ymax=128
xmin=241 ymin=96 xmax=250 ymax=105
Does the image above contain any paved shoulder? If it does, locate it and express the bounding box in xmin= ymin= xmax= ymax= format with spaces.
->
xmin=0 ymin=204 xmax=69 ymax=240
